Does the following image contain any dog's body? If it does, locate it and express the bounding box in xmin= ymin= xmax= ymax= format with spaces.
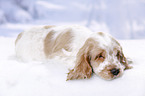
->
xmin=15 ymin=25 xmax=132 ymax=80
xmin=15 ymin=25 xmax=92 ymax=61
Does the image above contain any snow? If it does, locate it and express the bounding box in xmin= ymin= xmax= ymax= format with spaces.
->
xmin=0 ymin=26 xmax=145 ymax=96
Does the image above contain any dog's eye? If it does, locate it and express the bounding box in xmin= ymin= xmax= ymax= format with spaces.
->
xmin=95 ymin=53 xmax=105 ymax=61
xmin=98 ymin=55 xmax=104 ymax=59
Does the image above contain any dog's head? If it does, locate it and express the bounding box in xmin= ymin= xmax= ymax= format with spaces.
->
xmin=67 ymin=32 xmax=130 ymax=80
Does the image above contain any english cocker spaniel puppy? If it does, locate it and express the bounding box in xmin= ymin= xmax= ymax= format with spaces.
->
xmin=15 ymin=25 xmax=132 ymax=80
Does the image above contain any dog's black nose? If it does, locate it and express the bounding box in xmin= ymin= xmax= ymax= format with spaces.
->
xmin=110 ymin=68 xmax=120 ymax=76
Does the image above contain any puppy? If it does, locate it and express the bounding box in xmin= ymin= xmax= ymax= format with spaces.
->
xmin=15 ymin=25 xmax=132 ymax=80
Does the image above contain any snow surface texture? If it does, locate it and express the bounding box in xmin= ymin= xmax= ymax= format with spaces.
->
xmin=0 ymin=36 xmax=145 ymax=96
xmin=0 ymin=0 xmax=145 ymax=39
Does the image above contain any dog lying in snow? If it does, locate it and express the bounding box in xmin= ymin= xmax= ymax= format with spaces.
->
xmin=15 ymin=25 xmax=132 ymax=80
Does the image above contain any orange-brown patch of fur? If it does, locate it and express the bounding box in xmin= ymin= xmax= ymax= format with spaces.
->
xmin=53 ymin=29 xmax=73 ymax=52
xmin=15 ymin=32 xmax=23 ymax=45
xmin=44 ymin=30 xmax=55 ymax=56
xmin=112 ymin=38 xmax=132 ymax=69
xmin=116 ymin=50 xmax=132 ymax=69
xmin=44 ymin=29 xmax=73 ymax=58
xmin=97 ymin=32 xmax=104 ymax=36
xmin=67 ymin=54 xmax=92 ymax=80
xmin=44 ymin=25 xmax=55 ymax=29
xmin=67 ymin=38 xmax=98 ymax=80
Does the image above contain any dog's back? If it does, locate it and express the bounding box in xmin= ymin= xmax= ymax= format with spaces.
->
xmin=15 ymin=25 xmax=92 ymax=61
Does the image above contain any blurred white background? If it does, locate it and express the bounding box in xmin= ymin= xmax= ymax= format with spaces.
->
xmin=0 ymin=0 xmax=145 ymax=39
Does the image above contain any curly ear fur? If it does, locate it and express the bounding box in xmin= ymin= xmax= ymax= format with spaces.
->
xmin=67 ymin=38 xmax=95 ymax=80
xmin=111 ymin=36 xmax=132 ymax=70
xmin=67 ymin=54 xmax=92 ymax=80
xmin=117 ymin=50 xmax=132 ymax=69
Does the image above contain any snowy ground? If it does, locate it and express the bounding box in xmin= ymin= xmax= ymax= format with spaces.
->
xmin=0 ymin=24 xmax=145 ymax=96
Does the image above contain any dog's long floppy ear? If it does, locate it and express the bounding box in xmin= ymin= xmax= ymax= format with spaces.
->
xmin=67 ymin=38 xmax=95 ymax=80
xmin=111 ymin=37 xmax=133 ymax=70
xmin=117 ymin=49 xmax=132 ymax=69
